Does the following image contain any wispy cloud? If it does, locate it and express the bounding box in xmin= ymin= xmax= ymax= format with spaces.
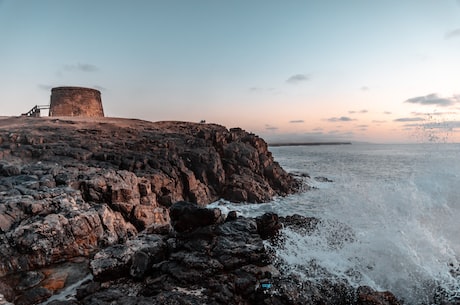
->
xmin=248 ymin=87 xmax=278 ymax=94
xmin=63 ymin=62 xmax=98 ymax=73
xmin=360 ymin=86 xmax=369 ymax=91
xmin=404 ymin=93 xmax=460 ymax=107
xmin=411 ymin=111 xmax=457 ymax=116
xmin=422 ymin=120 xmax=460 ymax=129
xmin=383 ymin=111 xmax=392 ymax=115
xmin=326 ymin=116 xmax=355 ymax=122
xmin=394 ymin=117 xmax=425 ymax=122
xmin=286 ymin=74 xmax=310 ymax=84
xmin=37 ymin=84 xmax=53 ymax=91
xmin=328 ymin=130 xmax=354 ymax=137
xmin=289 ymin=120 xmax=304 ymax=123
xmin=265 ymin=124 xmax=278 ymax=131
xmin=445 ymin=28 xmax=460 ymax=39
xmin=372 ymin=120 xmax=386 ymax=123
xmin=349 ymin=109 xmax=368 ymax=114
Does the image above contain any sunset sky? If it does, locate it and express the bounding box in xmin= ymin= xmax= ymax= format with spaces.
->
xmin=1 ymin=0 xmax=460 ymax=143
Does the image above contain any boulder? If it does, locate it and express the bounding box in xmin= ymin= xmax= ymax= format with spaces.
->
xmin=357 ymin=286 xmax=402 ymax=305
xmin=256 ymin=212 xmax=282 ymax=239
xmin=169 ymin=201 xmax=224 ymax=233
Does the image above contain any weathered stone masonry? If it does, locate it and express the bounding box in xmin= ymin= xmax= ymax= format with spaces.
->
xmin=49 ymin=86 xmax=104 ymax=117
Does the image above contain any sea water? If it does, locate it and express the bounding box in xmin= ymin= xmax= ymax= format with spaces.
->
xmin=211 ymin=143 xmax=460 ymax=304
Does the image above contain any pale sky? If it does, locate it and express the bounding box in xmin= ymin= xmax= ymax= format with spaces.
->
xmin=1 ymin=0 xmax=460 ymax=143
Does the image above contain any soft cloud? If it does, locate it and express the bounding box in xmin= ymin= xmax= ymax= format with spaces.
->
xmin=394 ymin=117 xmax=425 ymax=122
xmin=286 ymin=74 xmax=310 ymax=84
xmin=383 ymin=111 xmax=392 ymax=115
xmin=289 ymin=120 xmax=304 ymax=123
xmin=265 ymin=124 xmax=278 ymax=131
xmin=360 ymin=86 xmax=369 ymax=91
xmin=410 ymin=111 xmax=456 ymax=116
xmin=423 ymin=120 xmax=460 ymax=129
xmin=349 ymin=109 xmax=368 ymax=114
xmin=445 ymin=28 xmax=460 ymax=39
xmin=327 ymin=116 xmax=355 ymax=122
xmin=404 ymin=93 xmax=459 ymax=107
xmin=372 ymin=120 xmax=386 ymax=123
xmin=63 ymin=63 xmax=98 ymax=72
xmin=328 ymin=130 xmax=354 ymax=137
xmin=37 ymin=84 xmax=52 ymax=91
xmin=249 ymin=87 xmax=276 ymax=94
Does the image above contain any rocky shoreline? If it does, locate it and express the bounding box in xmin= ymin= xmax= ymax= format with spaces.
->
xmin=0 ymin=117 xmax=403 ymax=304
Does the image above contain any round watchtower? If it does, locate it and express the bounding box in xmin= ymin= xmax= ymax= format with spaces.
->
xmin=49 ymin=86 xmax=104 ymax=117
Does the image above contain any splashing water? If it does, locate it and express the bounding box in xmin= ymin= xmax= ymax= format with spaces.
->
xmin=212 ymin=144 xmax=460 ymax=304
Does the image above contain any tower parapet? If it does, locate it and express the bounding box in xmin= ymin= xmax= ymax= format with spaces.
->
xmin=49 ymin=86 xmax=104 ymax=117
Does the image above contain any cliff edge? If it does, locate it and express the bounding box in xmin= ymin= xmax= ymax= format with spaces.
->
xmin=0 ymin=116 xmax=300 ymax=277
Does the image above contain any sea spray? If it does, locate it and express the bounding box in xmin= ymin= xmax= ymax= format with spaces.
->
xmin=213 ymin=144 xmax=460 ymax=304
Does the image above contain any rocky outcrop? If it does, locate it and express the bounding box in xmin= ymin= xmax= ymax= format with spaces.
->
xmin=0 ymin=117 xmax=299 ymax=279
xmin=6 ymin=203 xmax=398 ymax=305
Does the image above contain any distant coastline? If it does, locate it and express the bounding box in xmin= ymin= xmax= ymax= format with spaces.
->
xmin=269 ymin=142 xmax=352 ymax=147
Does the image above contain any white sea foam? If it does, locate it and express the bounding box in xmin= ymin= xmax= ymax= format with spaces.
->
xmin=223 ymin=144 xmax=460 ymax=304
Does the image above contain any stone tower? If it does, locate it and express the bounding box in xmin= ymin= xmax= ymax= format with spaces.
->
xmin=49 ymin=86 xmax=104 ymax=117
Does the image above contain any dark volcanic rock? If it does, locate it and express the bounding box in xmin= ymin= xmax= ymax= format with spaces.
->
xmin=256 ymin=212 xmax=282 ymax=240
xmin=70 ymin=211 xmax=402 ymax=305
xmin=357 ymin=286 xmax=402 ymax=305
xmin=169 ymin=201 xmax=224 ymax=233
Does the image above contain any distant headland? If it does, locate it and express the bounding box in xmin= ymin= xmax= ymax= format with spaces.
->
xmin=269 ymin=141 xmax=352 ymax=147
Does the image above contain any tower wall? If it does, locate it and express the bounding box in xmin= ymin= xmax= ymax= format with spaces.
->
xmin=49 ymin=87 xmax=104 ymax=117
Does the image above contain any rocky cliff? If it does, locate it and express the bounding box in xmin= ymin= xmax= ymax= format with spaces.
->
xmin=0 ymin=116 xmax=299 ymax=278
xmin=0 ymin=117 xmax=406 ymax=305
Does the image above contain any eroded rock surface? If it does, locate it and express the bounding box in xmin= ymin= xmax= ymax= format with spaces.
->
xmin=0 ymin=117 xmax=299 ymax=281
xmin=50 ymin=203 xmax=400 ymax=305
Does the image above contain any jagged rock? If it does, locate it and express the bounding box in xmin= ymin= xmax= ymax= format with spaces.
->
xmin=90 ymin=234 xmax=166 ymax=281
xmin=169 ymin=201 xmax=224 ymax=233
xmin=256 ymin=212 xmax=282 ymax=240
xmin=279 ymin=214 xmax=321 ymax=234
xmin=314 ymin=176 xmax=333 ymax=183
xmin=70 ymin=211 xmax=404 ymax=305
xmin=14 ymin=287 xmax=52 ymax=305
xmin=0 ymin=281 xmax=14 ymax=303
xmin=0 ymin=117 xmax=301 ymax=303
xmin=357 ymin=286 xmax=402 ymax=305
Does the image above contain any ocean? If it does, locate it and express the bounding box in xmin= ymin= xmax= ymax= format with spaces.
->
xmin=210 ymin=143 xmax=460 ymax=304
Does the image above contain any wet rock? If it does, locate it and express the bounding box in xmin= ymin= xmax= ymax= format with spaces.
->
xmin=90 ymin=234 xmax=166 ymax=281
xmin=314 ymin=176 xmax=333 ymax=183
xmin=15 ymin=287 xmax=52 ymax=305
xmin=256 ymin=212 xmax=282 ymax=240
xmin=17 ymin=271 xmax=45 ymax=291
xmin=76 ymin=281 xmax=101 ymax=300
xmin=169 ymin=201 xmax=224 ymax=233
xmin=279 ymin=214 xmax=320 ymax=234
xmin=357 ymin=286 xmax=402 ymax=305
xmin=0 ymin=281 xmax=14 ymax=303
